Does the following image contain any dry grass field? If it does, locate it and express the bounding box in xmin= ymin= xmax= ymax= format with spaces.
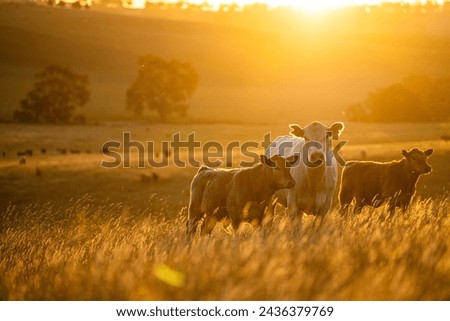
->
xmin=1 ymin=122 xmax=450 ymax=300
xmin=1 ymin=196 xmax=449 ymax=300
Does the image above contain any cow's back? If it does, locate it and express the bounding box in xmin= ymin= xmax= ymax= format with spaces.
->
xmin=194 ymin=168 xmax=236 ymax=214
xmin=341 ymin=161 xmax=388 ymax=201
xmin=188 ymin=167 xmax=237 ymax=236
xmin=266 ymin=135 xmax=303 ymax=159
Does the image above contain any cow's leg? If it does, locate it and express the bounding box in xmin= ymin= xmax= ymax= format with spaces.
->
xmin=339 ymin=202 xmax=351 ymax=216
xmin=354 ymin=198 xmax=364 ymax=214
xmin=286 ymin=190 xmax=299 ymax=217
xmin=400 ymin=201 xmax=410 ymax=212
xmin=228 ymin=207 xmax=242 ymax=231
xmin=386 ymin=197 xmax=399 ymax=217
xmin=186 ymin=204 xmax=203 ymax=238
xmin=316 ymin=189 xmax=334 ymax=216
xmin=221 ymin=217 xmax=232 ymax=234
xmin=262 ymin=196 xmax=277 ymax=228
xmin=398 ymin=195 xmax=412 ymax=213
xmin=200 ymin=214 xmax=217 ymax=235
xmin=250 ymin=210 xmax=263 ymax=228
xmin=286 ymin=194 xmax=304 ymax=231
xmin=288 ymin=200 xmax=300 ymax=218
xmin=339 ymin=185 xmax=353 ymax=216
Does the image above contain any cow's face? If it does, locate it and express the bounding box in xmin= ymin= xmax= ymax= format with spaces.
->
xmin=402 ymin=148 xmax=433 ymax=174
xmin=289 ymin=121 xmax=344 ymax=167
xmin=260 ymin=154 xmax=298 ymax=189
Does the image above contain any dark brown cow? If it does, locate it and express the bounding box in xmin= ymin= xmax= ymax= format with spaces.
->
xmin=186 ymin=154 xmax=298 ymax=237
xmin=339 ymin=148 xmax=433 ymax=214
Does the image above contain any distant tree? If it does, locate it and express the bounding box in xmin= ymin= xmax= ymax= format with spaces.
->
xmin=126 ymin=55 xmax=199 ymax=122
xmin=14 ymin=64 xmax=89 ymax=123
xmin=346 ymin=102 xmax=369 ymax=122
xmin=346 ymin=76 xmax=450 ymax=122
xmin=428 ymin=77 xmax=450 ymax=121
xmin=367 ymin=83 xmax=423 ymax=122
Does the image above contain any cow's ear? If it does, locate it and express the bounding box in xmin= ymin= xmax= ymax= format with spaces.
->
xmin=260 ymin=155 xmax=276 ymax=168
xmin=329 ymin=122 xmax=345 ymax=140
xmin=402 ymin=150 xmax=409 ymax=158
xmin=285 ymin=154 xmax=299 ymax=167
xmin=425 ymin=148 xmax=433 ymax=156
xmin=289 ymin=124 xmax=304 ymax=138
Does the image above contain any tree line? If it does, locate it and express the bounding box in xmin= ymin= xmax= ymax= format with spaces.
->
xmin=346 ymin=76 xmax=450 ymax=122
xmin=14 ymin=61 xmax=449 ymax=124
xmin=13 ymin=54 xmax=199 ymax=124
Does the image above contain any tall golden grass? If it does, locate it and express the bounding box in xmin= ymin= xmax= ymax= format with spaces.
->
xmin=1 ymin=196 xmax=449 ymax=300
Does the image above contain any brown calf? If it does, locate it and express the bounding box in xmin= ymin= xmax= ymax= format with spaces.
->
xmin=186 ymin=154 xmax=298 ymax=237
xmin=339 ymin=148 xmax=433 ymax=214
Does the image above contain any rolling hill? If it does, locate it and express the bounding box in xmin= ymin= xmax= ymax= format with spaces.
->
xmin=1 ymin=2 xmax=450 ymax=123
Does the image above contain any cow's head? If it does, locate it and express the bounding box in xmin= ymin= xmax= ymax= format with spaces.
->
xmin=289 ymin=121 xmax=345 ymax=167
xmin=402 ymin=148 xmax=433 ymax=175
xmin=260 ymin=154 xmax=298 ymax=189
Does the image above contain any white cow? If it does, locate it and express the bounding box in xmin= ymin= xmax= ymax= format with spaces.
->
xmin=266 ymin=121 xmax=345 ymax=218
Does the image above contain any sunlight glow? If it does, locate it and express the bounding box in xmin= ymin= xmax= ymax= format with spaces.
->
xmin=133 ymin=0 xmax=147 ymax=9
xmin=292 ymin=1 xmax=356 ymax=13
xmin=136 ymin=0 xmax=449 ymax=12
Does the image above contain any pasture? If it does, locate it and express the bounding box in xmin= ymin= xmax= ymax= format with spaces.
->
xmin=1 ymin=122 xmax=450 ymax=300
